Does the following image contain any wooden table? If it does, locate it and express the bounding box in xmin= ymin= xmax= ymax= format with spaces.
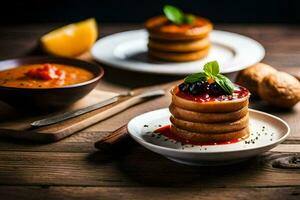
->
xmin=0 ymin=24 xmax=300 ymax=200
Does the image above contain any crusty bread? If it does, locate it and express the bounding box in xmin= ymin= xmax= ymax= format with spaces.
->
xmin=170 ymin=113 xmax=249 ymax=133
xmin=236 ymin=63 xmax=277 ymax=97
xmin=169 ymin=103 xmax=248 ymax=123
xmin=171 ymin=88 xmax=249 ymax=113
xmin=170 ymin=125 xmax=249 ymax=143
xmin=258 ymin=72 xmax=300 ymax=108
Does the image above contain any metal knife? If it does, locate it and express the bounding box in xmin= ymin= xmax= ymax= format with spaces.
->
xmin=31 ymin=89 xmax=165 ymax=127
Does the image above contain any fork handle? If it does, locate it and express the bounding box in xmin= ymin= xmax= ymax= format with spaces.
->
xmin=94 ymin=125 xmax=128 ymax=150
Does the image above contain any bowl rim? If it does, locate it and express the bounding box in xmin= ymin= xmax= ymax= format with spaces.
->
xmin=0 ymin=56 xmax=104 ymax=90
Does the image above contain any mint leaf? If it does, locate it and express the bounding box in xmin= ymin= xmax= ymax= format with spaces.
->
xmin=184 ymin=14 xmax=195 ymax=24
xmin=215 ymin=74 xmax=234 ymax=94
xmin=203 ymin=61 xmax=219 ymax=76
xmin=163 ymin=5 xmax=195 ymax=25
xmin=163 ymin=5 xmax=184 ymax=24
xmin=184 ymin=72 xmax=207 ymax=84
xmin=183 ymin=61 xmax=234 ymax=95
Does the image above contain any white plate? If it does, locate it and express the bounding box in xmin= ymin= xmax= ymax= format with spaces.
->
xmin=127 ymin=108 xmax=289 ymax=166
xmin=91 ymin=29 xmax=265 ymax=75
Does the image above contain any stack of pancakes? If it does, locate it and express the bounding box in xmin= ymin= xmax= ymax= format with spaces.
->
xmin=145 ymin=16 xmax=213 ymax=62
xmin=169 ymin=87 xmax=250 ymax=143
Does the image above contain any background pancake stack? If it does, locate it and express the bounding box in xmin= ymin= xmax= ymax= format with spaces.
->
xmin=145 ymin=16 xmax=213 ymax=62
xmin=169 ymin=87 xmax=250 ymax=143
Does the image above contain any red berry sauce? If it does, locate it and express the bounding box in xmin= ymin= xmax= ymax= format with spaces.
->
xmin=175 ymin=85 xmax=249 ymax=102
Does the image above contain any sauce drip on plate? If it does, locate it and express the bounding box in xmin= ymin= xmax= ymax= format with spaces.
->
xmin=155 ymin=125 xmax=244 ymax=146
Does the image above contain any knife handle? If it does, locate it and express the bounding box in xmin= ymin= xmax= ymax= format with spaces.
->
xmin=94 ymin=125 xmax=128 ymax=150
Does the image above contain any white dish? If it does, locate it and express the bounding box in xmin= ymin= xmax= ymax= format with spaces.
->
xmin=91 ymin=29 xmax=265 ymax=75
xmin=127 ymin=108 xmax=289 ymax=166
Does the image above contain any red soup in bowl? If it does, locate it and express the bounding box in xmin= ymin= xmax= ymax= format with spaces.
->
xmin=0 ymin=57 xmax=104 ymax=109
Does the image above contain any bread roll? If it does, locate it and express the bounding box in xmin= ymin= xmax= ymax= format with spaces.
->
xmin=258 ymin=72 xmax=300 ymax=108
xmin=236 ymin=63 xmax=277 ymax=97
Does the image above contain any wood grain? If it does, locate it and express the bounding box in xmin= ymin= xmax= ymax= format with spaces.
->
xmin=0 ymin=148 xmax=300 ymax=187
xmin=0 ymin=86 xmax=168 ymax=142
xmin=0 ymin=186 xmax=299 ymax=200
xmin=0 ymin=24 xmax=299 ymax=199
xmin=0 ymin=129 xmax=297 ymax=153
xmin=94 ymin=125 xmax=128 ymax=150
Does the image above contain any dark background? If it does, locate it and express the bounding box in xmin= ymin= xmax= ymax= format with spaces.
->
xmin=0 ymin=0 xmax=299 ymax=24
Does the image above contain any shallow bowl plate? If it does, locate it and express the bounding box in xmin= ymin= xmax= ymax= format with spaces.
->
xmin=128 ymin=108 xmax=289 ymax=166
xmin=91 ymin=29 xmax=265 ymax=75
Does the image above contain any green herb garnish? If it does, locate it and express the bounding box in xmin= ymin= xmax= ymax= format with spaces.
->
xmin=184 ymin=72 xmax=207 ymax=83
xmin=163 ymin=5 xmax=195 ymax=24
xmin=184 ymin=14 xmax=196 ymax=24
xmin=184 ymin=61 xmax=235 ymax=94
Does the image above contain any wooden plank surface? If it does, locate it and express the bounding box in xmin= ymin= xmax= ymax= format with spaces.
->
xmin=0 ymin=148 xmax=300 ymax=187
xmin=0 ymin=131 xmax=297 ymax=153
xmin=0 ymin=186 xmax=300 ymax=200
xmin=0 ymin=24 xmax=299 ymax=200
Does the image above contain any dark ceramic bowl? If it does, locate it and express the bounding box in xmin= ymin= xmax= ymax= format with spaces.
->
xmin=0 ymin=57 xmax=104 ymax=109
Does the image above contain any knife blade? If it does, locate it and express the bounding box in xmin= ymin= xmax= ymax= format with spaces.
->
xmin=31 ymin=96 xmax=119 ymax=127
xmin=31 ymin=89 xmax=165 ymax=127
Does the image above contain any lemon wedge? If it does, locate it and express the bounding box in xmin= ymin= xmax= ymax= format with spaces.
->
xmin=41 ymin=18 xmax=98 ymax=57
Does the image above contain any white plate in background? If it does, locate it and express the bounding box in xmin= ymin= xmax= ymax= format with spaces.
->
xmin=91 ymin=29 xmax=265 ymax=75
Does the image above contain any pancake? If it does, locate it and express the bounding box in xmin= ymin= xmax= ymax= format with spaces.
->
xmin=170 ymin=113 xmax=249 ymax=133
xmin=148 ymin=37 xmax=210 ymax=52
xmin=170 ymin=125 xmax=249 ymax=143
xmin=148 ymin=47 xmax=209 ymax=62
xmin=171 ymin=89 xmax=249 ymax=113
xmin=145 ymin=15 xmax=213 ymax=41
xmin=169 ymin=103 xmax=248 ymax=123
